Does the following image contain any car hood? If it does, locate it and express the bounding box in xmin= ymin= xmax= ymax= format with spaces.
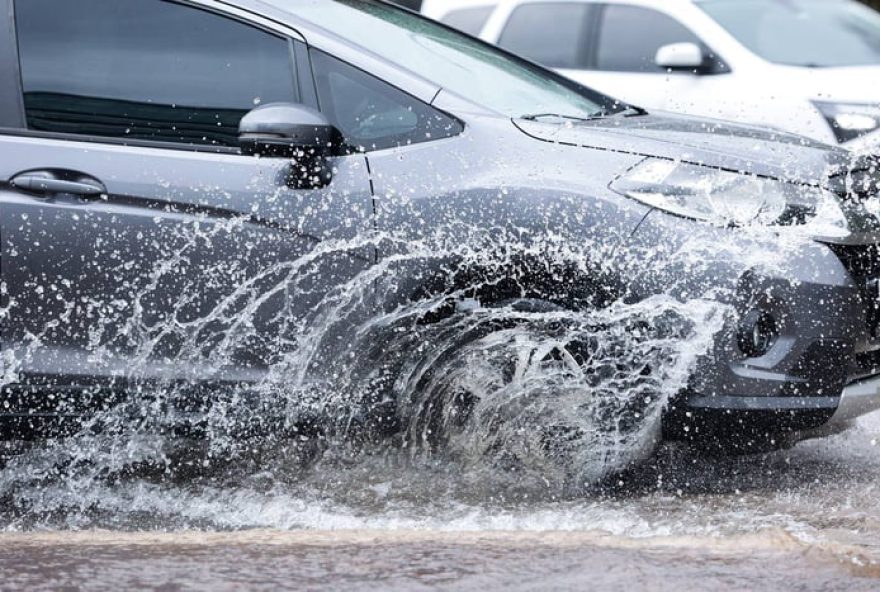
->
xmin=773 ymin=64 xmax=880 ymax=104
xmin=513 ymin=112 xmax=864 ymax=188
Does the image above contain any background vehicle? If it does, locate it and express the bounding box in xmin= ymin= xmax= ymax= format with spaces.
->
xmin=422 ymin=0 xmax=880 ymax=153
xmin=2 ymin=0 xmax=880 ymax=461
xmin=391 ymin=0 xmax=423 ymax=9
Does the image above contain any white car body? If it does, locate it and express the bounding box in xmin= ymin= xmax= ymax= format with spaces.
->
xmin=422 ymin=0 xmax=880 ymax=152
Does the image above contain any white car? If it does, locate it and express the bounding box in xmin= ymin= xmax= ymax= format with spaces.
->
xmin=422 ymin=0 xmax=880 ymax=152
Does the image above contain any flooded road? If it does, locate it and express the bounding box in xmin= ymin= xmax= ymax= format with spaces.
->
xmin=0 ymin=411 xmax=877 ymax=590
xmin=0 ymin=529 xmax=876 ymax=591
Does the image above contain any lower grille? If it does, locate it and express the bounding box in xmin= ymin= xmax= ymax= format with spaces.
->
xmin=829 ymin=243 xmax=880 ymax=339
xmin=829 ymin=242 xmax=880 ymax=381
xmin=853 ymin=349 xmax=880 ymax=382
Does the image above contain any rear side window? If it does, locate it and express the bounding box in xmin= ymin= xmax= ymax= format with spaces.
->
xmin=596 ymin=5 xmax=704 ymax=72
xmin=310 ymin=50 xmax=462 ymax=152
xmin=14 ymin=0 xmax=298 ymax=147
xmin=440 ymin=5 xmax=495 ymax=36
xmin=498 ymin=3 xmax=594 ymax=69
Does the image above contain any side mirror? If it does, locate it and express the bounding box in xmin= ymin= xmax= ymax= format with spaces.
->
xmin=238 ymin=103 xmax=345 ymax=158
xmin=655 ymin=42 xmax=707 ymax=73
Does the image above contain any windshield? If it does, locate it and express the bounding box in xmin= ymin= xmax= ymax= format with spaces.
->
xmin=274 ymin=0 xmax=609 ymax=119
xmin=697 ymin=0 xmax=880 ymax=67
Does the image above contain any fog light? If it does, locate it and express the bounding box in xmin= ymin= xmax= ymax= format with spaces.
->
xmin=737 ymin=309 xmax=778 ymax=358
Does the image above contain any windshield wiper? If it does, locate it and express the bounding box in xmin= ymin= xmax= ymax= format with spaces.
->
xmin=521 ymin=106 xmax=648 ymax=123
xmin=606 ymin=105 xmax=649 ymax=118
xmin=520 ymin=113 xmax=598 ymax=123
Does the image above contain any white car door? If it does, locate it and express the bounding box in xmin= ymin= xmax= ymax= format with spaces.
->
xmin=558 ymin=3 xmax=829 ymax=139
xmin=574 ymin=4 xmax=733 ymax=111
xmin=491 ymin=2 xmax=735 ymax=119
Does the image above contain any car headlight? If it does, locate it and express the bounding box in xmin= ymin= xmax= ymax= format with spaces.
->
xmin=611 ymin=159 xmax=849 ymax=236
xmin=814 ymin=101 xmax=880 ymax=144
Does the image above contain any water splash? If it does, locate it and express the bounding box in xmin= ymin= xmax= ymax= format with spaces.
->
xmin=0 ymin=221 xmax=734 ymax=528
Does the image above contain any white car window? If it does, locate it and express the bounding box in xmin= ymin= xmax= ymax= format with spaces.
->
xmin=596 ymin=4 xmax=705 ymax=73
xmin=498 ymin=3 xmax=594 ymax=69
xmin=441 ymin=5 xmax=496 ymax=36
xmin=698 ymin=0 xmax=880 ymax=68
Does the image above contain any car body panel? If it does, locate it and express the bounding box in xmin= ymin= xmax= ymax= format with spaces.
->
xmin=369 ymin=115 xmax=650 ymax=243
xmin=513 ymin=113 xmax=848 ymax=183
xmin=0 ymin=132 xmax=375 ymax=386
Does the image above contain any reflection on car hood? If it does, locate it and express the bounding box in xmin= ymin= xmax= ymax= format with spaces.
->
xmin=513 ymin=112 xmax=863 ymax=187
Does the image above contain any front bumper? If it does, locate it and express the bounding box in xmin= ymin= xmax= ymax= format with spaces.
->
xmin=797 ymin=374 xmax=880 ymax=441
xmin=629 ymin=203 xmax=880 ymax=449
xmin=665 ymin=235 xmax=880 ymax=448
xmin=665 ymin=375 xmax=880 ymax=448
xmin=845 ymin=128 xmax=880 ymax=156
xmin=832 ymin=374 xmax=880 ymax=423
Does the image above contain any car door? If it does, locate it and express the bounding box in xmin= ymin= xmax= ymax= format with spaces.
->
xmin=0 ymin=0 xmax=375 ymax=391
xmin=574 ymin=3 xmax=732 ymax=116
xmin=495 ymin=2 xmax=597 ymax=73
xmin=495 ymin=2 xmax=732 ymax=117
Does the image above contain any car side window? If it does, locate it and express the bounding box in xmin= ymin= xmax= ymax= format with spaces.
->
xmin=310 ymin=50 xmax=463 ymax=152
xmin=595 ymin=4 xmax=705 ymax=72
xmin=440 ymin=5 xmax=496 ymax=36
xmin=14 ymin=0 xmax=298 ymax=148
xmin=498 ymin=3 xmax=594 ymax=69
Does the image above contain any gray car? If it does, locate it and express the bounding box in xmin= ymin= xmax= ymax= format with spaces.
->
xmin=1 ymin=0 xmax=879 ymax=460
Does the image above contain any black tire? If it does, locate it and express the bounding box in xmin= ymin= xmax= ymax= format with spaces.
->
xmin=391 ymin=300 xmax=666 ymax=488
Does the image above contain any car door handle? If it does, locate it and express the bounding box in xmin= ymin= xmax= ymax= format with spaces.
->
xmin=10 ymin=170 xmax=106 ymax=197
